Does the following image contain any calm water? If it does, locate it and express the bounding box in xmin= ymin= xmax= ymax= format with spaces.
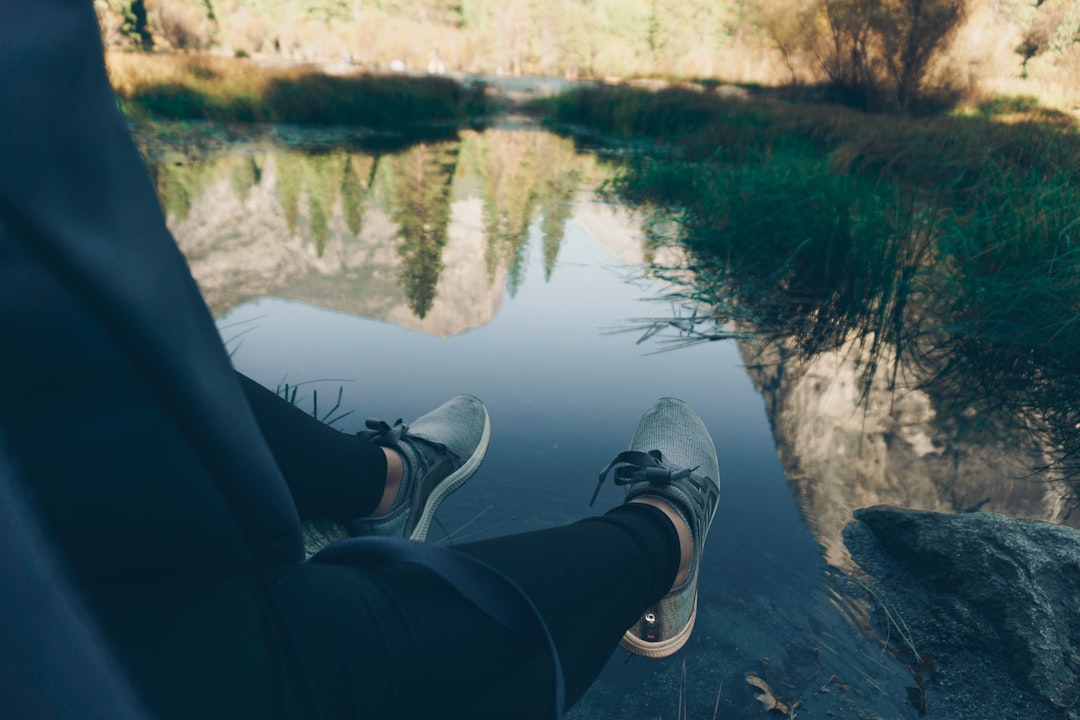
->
xmin=143 ymin=122 xmax=1075 ymax=719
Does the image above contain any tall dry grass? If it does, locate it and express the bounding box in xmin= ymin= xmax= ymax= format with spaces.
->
xmin=106 ymin=52 xmax=488 ymax=127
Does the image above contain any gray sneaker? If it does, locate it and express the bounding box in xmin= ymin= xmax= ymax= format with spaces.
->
xmin=345 ymin=395 xmax=491 ymax=542
xmin=593 ymin=397 xmax=720 ymax=657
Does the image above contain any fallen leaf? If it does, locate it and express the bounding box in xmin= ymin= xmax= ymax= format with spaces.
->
xmin=745 ymin=673 xmax=789 ymax=714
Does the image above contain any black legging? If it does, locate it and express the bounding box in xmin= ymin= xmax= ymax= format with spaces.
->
xmin=106 ymin=509 xmax=680 ymax=719
xmin=98 ymin=375 xmax=682 ymax=719
xmin=238 ymin=373 xmax=388 ymax=519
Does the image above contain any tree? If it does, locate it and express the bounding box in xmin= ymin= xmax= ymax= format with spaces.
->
xmin=304 ymin=152 xmax=347 ymax=257
xmin=755 ymin=0 xmax=823 ymax=83
xmin=276 ymin=153 xmax=304 ymax=236
xmin=494 ymin=0 xmax=533 ymax=74
xmin=480 ymin=132 xmax=538 ymax=296
xmin=819 ymin=0 xmax=879 ymax=104
xmin=876 ymin=0 xmax=966 ymax=108
xmin=340 ymin=155 xmax=373 ymax=238
xmin=538 ymin=179 xmax=575 ymax=281
xmin=228 ymin=155 xmax=261 ymax=203
xmin=793 ymin=0 xmax=967 ymax=109
xmin=98 ymin=0 xmax=153 ymax=48
xmin=386 ymin=142 xmax=460 ymax=319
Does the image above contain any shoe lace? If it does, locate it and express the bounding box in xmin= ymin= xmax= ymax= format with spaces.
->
xmin=590 ymin=449 xmax=703 ymax=508
xmin=362 ymin=418 xmax=409 ymax=444
xmin=361 ymin=418 xmax=451 ymax=456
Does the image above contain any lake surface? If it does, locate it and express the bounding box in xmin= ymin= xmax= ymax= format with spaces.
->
xmin=141 ymin=122 xmax=1077 ymax=719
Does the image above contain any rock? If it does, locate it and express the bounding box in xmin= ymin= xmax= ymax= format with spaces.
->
xmin=845 ymin=506 xmax=1080 ymax=719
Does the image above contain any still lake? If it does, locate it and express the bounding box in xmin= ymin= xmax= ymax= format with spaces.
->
xmin=141 ymin=121 xmax=1076 ymax=719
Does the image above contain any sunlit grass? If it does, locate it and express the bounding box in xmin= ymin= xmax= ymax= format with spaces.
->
xmin=542 ymin=83 xmax=1080 ymax=171
xmin=106 ymin=52 xmax=489 ymax=128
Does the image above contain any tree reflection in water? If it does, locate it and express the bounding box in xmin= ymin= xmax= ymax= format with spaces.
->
xmin=141 ymin=125 xmax=601 ymax=331
xmin=384 ymin=141 xmax=459 ymax=318
xmin=141 ymin=124 xmax=1079 ymax=521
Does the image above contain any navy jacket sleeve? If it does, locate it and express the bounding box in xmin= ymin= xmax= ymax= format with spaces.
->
xmin=0 ymin=0 xmax=304 ymax=591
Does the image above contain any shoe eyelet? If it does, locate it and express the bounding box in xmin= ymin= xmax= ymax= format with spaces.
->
xmin=642 ymin=612 xmax=659 ymax=641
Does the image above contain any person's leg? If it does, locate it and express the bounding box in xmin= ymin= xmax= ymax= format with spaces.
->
xmin=237 ymin=373 xmax=388 ymax=519
xmin=238 ymin=373 xmax=491 ymax=540
xmin=109 ymin=502 xmax=681 ymax=720
xmin=453 ymin=502 xmax=681 ymax=710
xmin=106 ymin=398 xmax=717 ymax=720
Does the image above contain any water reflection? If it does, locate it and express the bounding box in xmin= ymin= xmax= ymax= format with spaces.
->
xmin=385 ymin=141 xmax=459 ymax=317
xmin=146 ymin=123 xmax=930 ymax=718
xmin=741 ymin=336 xmax=1077 ymax=569
xmin=143 ymin=127 xmax=599 ymax=332
xmin=145 ymin=121 xmax=1080 ymax=717
xmin=615 ymin=157 xmax=1080 ymax=569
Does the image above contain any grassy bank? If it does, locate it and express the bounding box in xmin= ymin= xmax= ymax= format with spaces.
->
xmin=107 ymin=52 xmax=489 ymax=128
xmin=542 ymin=83 xmax=1080 ymax=169
xmin=541 ymin=85 xmax=1080 ymax=360
xmin=542 ymin=84 xmax=1080 ymax=483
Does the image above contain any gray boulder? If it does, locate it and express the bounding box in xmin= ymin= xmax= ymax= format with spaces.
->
xmin=845 ymin=506 xmax=1080 ymax=719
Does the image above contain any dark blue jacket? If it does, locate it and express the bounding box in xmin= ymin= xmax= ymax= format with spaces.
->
xmin=0 ymin=0 xmax=304 ymax=597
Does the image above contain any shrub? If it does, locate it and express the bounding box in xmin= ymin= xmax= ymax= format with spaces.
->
xmin=757 ymin=0 xmax=967 ymax=111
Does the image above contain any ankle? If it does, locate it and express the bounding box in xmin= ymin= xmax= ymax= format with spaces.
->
xmin=370 ymin=447 xmax=404 ymax=517
xmin=629 ymin=496 xmax=693 ymax=588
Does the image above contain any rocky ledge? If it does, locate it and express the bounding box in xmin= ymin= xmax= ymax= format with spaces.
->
xmin=844 ymin=506 xmax=1080 ymax=720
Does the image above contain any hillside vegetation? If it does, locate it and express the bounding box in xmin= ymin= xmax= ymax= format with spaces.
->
xmin=97 ymin=0 xmax=1079 ymax=112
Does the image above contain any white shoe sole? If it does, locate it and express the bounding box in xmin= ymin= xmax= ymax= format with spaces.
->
xmin=619 ymin=592 xmax=697 ymax=658
xmin=408 ymin=408 xmax=492 ymax=542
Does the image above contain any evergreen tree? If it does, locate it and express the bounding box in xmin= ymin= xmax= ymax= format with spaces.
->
xmin=151 ymin=154 xmax=217 ymax=221
xmin=386 ymin=142 xmax=461 ymax=319
xmin=340 ymin=154 xmax=374 ymax=238
xmin=481 ymin=132 xmax=539 ymax=296
xmin=228 ymin=154 xmax=261 ymax=203
xmin=304 ymin=151 xmax=346 ymax=257
xmin=275 ymin=153 xmax=304 ymax=236
xmin=538 ymin=172 xmax=578 ymax=281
